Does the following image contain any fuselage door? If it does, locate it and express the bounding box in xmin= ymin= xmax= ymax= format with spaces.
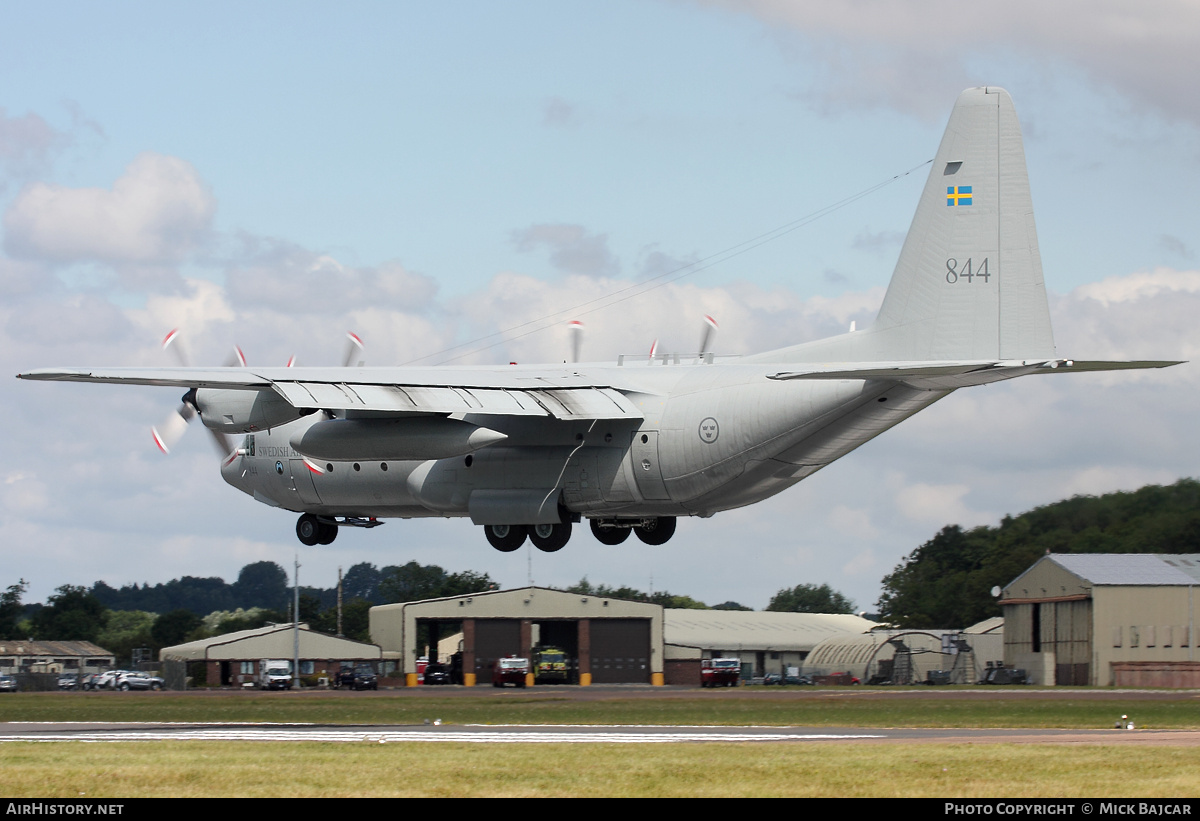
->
xmin=288 ymin=458 xmax=323 ymax=506
xmin=629 ymin=431 xmax=670 ymax=501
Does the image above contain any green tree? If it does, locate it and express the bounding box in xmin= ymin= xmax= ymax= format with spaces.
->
xmin=208 ymin=607 xmax=288 ymax=635
xmin=151 ymin=609 xmax=203 ymax=648
xmin=30 ymin=585 xmax=107 ymax=642
xmin=0 ymin=580 xmax=28 ymax=637
xmin=97 ymin=610 xmax=156 ymax=661
xmin=562 ymin=578 xmax=708 ymax=608
xmin=341 ymin=563 xmax=384 ymax=603
xmin=766 ymin=583 xmax=854 ymax=614
xmin=233 ymin=561 xmax=290 ymax=611
xmin=377 ymin=562 xmax=495 ymax=603
xmin=875 ymin=479 xmax=1200 ymax=629
xmin=310 ymin=599 xmax=373 ymax=642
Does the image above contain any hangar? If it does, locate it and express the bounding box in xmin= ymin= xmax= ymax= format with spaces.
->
xmin=801 ymin=619 xmax=1003 ymax=685
xmin=369 ymin=587 xmax=899 ymax=686
xmin=160 ymin=622 xmax=381 ymax=687
xmin=0 ymin=640 xmax=114 ymax=678
xmin=1001 ymin=553 xmax=1200 ymax=686
xmin=370 ymin=586 xmax=662 ymax=685
xmin=662 ymin=609 xmax=878 ymax=683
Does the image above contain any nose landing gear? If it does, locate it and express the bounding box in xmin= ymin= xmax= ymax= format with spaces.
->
xmin=296 ymin=514 xmax=338 ymax=546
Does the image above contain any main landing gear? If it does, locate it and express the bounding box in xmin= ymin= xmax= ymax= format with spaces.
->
xmin=484 ymin=516 xmax=677 ymax=552
xmin=483 ymin=522 xmax=573 ymax=553
xmin=590 ymin=516 xmax=676 ymax=546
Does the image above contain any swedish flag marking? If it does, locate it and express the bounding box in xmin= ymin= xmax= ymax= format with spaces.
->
xmin=946 ymin=185 xmax=973 ymax=206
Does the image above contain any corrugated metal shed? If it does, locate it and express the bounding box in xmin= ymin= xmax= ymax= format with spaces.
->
xmin=1049 ymin=553 xmax=1200 ymax=586
xmin=664 ymin=610 xmax=877 ymax=653
xmin=159 ymin=623 xmax=380 ymax=662
xmin=0 ymin=640 xmax=112 ymax=658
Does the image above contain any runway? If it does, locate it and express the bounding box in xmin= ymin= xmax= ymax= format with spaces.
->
xmin=4 ymin=722 xmax=1199 ymax=745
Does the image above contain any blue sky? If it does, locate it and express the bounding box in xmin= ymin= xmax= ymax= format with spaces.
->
xmin=3 ymin=1 xmax=1198 ymax=613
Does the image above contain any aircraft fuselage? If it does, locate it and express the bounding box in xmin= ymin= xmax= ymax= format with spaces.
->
xmin=220 ymin=362 xmax=946 ymax=522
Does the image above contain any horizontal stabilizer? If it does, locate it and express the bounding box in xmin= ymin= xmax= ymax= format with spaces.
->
xmin=768 ymin=359 xmax=1183 ymax=390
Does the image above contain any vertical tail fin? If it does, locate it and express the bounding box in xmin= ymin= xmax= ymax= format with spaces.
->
xmin=874 ymin=86 xmax=1055 ymax=361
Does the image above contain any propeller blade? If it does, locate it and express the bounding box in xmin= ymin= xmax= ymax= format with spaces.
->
xmin=206 ymin=427 xmax=237 ymax=463
xmin=342 ymin=332 xmax=364 ymax=367
xmin=698 ymin=315 xmax=719 ymax=360
xmin=568 ymin=321 xmax=583 ymax=363
xmin=161 ymin=328 xmax=189 ymax=367
xmin=151 ymin=402 xmax=195 ymax=454
xmin=648 ymin=338 xmax=659 ymax=363
xmin=223 ymin=345 xmax=247 ymax=368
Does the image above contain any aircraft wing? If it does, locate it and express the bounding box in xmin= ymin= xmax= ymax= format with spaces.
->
xmin=17 ymin=366 xmax=645 ymax=420
xmin=767 ymin=359 xmax=1184 ymax=390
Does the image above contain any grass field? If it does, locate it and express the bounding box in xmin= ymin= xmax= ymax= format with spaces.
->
xmin=4 ymin=742 xmax=1200 ymax=798
xmin=3 ymin=687 xmax=1199 ymax=797
xmin=2 ymin=686 xmax=1198 ymax=728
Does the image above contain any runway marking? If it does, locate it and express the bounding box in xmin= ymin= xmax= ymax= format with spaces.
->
xmin=0 ymin=726 xmax=884 ymax=744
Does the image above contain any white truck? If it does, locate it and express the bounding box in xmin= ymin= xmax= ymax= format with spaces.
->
xmin=258 ymin=659 xmax=293 ymax=690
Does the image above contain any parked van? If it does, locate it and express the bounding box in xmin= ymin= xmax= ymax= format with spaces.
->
xmin=258 ymin=660 xmax=293 ymax=690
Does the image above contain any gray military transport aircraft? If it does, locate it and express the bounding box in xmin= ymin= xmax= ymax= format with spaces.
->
xmin=18 ymin=87 xmax=1181 ymax=553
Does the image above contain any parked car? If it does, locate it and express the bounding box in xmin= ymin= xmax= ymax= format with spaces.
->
xmin=423 ymin=663 xmax=452 ymax=685
xmin=79 ymin=673 xmax=102 ymax=690
xmin=334 ymin=665 xmax=377 ymax=691
xmin=115 ymin=672 xmax=164 ymax=691
xmin=57 ymin=674 xmax=79 ymax=690
xmin=93 ymin=670 xmax=132 ymax=690
xmin=0 ymin=675 xmax=18 ymax=692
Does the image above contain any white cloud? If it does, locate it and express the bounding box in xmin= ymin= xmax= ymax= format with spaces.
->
xmin=512 ymin=224 xmax=620 ymax=278
xmin=0 ymin=109 xmax=68 ymax=192
xmin=224 ymin=245 xmax=438 ymax=317
xmin=890 ymin=477 xmax=995 ymax=530
xmin=696 ymin=0 xmax=1200 ymax=125
xmin=3 ymin=152 xmax=215 ymax=267
xmin=1069 ymin=268 xmax=1200 ymax=306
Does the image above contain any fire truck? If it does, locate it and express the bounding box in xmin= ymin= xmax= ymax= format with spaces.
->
xmin=533 ymin=647 xmax=571 ymax=684
xmin=492 ymin=657 xmax=529 ymax=688
xmin=700 ymin=658 xmax=741 ymax=687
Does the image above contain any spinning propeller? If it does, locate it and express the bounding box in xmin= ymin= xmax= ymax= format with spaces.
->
xmin=698 ymin=314 xmax=719 ymax=361
xmin=151 ymin=329 xmax=238 ymax=459
xmin=150 ymin=329 xmax=364 ymax=459
xmin=568 ymin=321 xmax=583 ymax=364
xmin=644 ymin=315 xmax=717 ymax=363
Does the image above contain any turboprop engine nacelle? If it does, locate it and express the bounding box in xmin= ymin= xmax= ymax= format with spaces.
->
xmin=289 ymin=416 xmax=507 ymax=461
xmin=195 ymin=388 xmax=310 ymax=433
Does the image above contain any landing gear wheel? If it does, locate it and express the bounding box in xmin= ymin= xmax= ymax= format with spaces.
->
xmin=590 ymin=519 xmax=631 ymax=545
xmin=529 ymin=521 xmax=571 ymax=552
xmin=317 ymin=521 xmax=338 ymax=545
xmin=485 ymin=524 xmax=528 ymax=552
xmin=635 ymin=516 xmax=677 ymax=545
xmin=296 ymin=514 xmax=321 ymax=546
